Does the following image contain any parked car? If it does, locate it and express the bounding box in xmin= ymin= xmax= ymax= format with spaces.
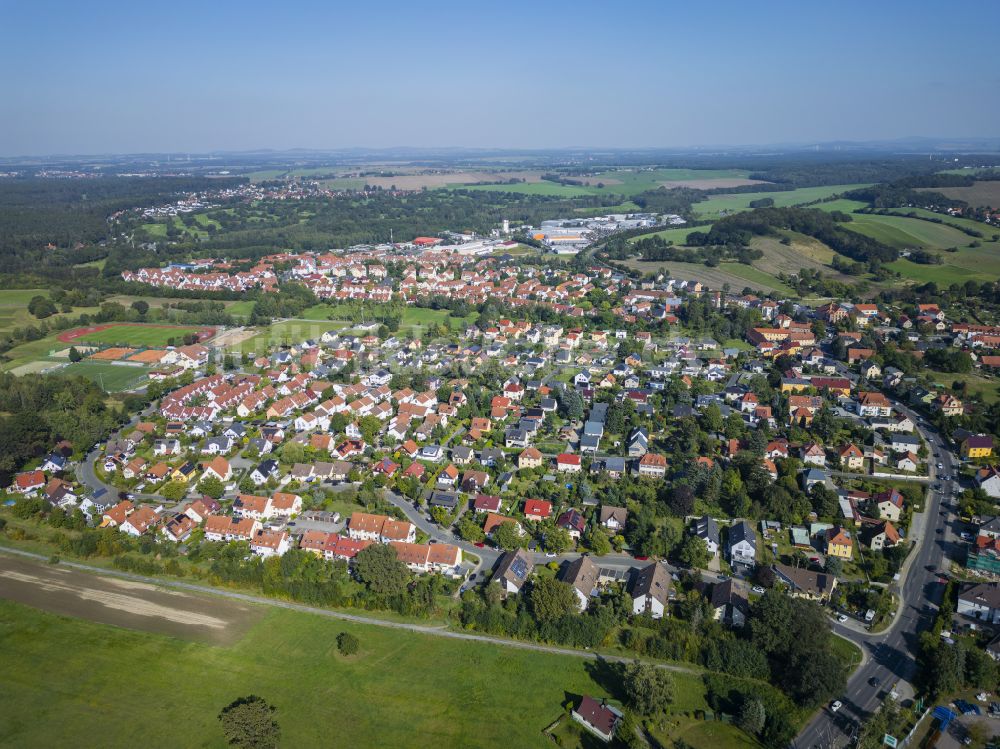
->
xmin=752 ymin=586 xmax=765 ymax=594
xmin=830 ymin=700 xmax=843 ymax=713
xmin=838 ymin=614 xmax=849 ymax=623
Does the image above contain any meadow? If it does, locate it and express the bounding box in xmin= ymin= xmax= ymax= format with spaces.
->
xmin=623 ymin=258 xmax=795 ymax=296
xmin=0 ymin=598 xmax=729 ymax=749
xmin=691 ymin=184 xmax=871 ymax=219
xmin=841 ymin=213 xmax=972 ymax=250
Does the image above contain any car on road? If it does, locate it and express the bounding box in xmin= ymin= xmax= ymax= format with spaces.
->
xmin=869 ymin=676 xmax=881 ymax=687
xmin=752 ymin=586 xmax=765 ymax=594
xmin=474 ymin=542 xmax=485 ymax=548
xmin=545 ymin=552 xmax=557 ymax=557
xmin=838 ymin=614 xmax=849 ymax=623
xmin=634 ymin=555 xmax=649 ymax=561
xmin=830 ymin=700 xmax=843 ymax=713
xmin=938 ymin=463 xmax=944 ymax=469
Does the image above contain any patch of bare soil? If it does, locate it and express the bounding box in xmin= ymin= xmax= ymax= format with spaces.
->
xmin=0 ymin=554 xmax=260 ymax=645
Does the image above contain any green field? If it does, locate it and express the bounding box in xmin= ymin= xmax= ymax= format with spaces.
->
xmin=883 ymin=207 xmax=1000 ymax=238
xmin=225 ymin=300 xmax=257 ymax=317
xmin=74 ymin=324 xmax=209 ymax=347
xmin=623 ymin=259 xmax=795 ymax=296
xmin=0 ymin=289 xmax=102 ymax=337
xmin=692 ymin=184 xmax=870 ymax=219
xmin=842 ymin=213 xmax=972 ymax=250
xmin=885 ymin=259 xmax=981 ymax=285
xmin=55 ymin=360 xmax=149 ymax=392
xmin=627 ymin=224 xmax=711 ymax=245
xmin=457 ymin=181 xmax=604 ymax=197
xmin=0 ymin=599 xmax=724 ymax=749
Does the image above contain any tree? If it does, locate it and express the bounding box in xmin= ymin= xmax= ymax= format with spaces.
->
xmin=737 ymin=698 xmax=766 ymax=736
xmin=544 ymin=526 xmax=572 ymax=554
xmin=218 ymin=695 xmax=280 ymax=748
xmin=677 ymin=535 xmax=709 ymax=569
xmin=337 ymin=631 xmax=359 ymax=655
xmin=587 ymin=527 xmax=612 ymax=556
xmin=493 ymin=521 xmax=523 ymax=551
xmin=161 ymin=480 xmax=189 ymax=502
xmin=456 ymin=515 xmax=485 ymax=543
xmin=353 ymin=543 xmax=409 ymax=596
xmin=28 ymin=295 xmax=57 ymax=319
xmin=824 ymin=555 xmax=844 ymax=578
xmin=622 ymin=660 xmax=674 ymax=716
xmin=668 ymin=485 xmax=695 ymax=517
xmin=529 ymin=577 xmax=579 ymax=622
xmin=68 ymin=346 xmax=82 ymax=362
xmin=130 ymin=300 xmax=150 ymax=316
xmin=198 ymin=475 xmax=225 ymax=499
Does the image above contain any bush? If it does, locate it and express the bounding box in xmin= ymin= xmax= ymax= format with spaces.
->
xmin=337 ymin=631 xmax=360 ymax=655
xmin=218 ymin=695 xmax=280 ymax=748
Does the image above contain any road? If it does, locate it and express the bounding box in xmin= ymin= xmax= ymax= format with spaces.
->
xmin=794 ymin=400 xmax=958 ymax=749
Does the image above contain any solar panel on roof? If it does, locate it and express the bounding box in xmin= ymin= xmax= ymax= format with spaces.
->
xmin=511 ymin=557 xmax=529 ymax=579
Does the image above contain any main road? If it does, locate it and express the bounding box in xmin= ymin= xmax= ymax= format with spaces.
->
xmin=794 ymin=401 xmax=958 ymax=749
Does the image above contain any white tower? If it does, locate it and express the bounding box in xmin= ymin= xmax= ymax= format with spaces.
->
xmin=502 ymin=219 xmax=510 ymax=235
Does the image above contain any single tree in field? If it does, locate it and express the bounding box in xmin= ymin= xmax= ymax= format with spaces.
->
xmin=218 ymin=695 xmax=279 ymax=748
xmin=337 ymin=631 xmax=359 ymax=655
xmin=621 ymin=660 xmax=674 ymax=716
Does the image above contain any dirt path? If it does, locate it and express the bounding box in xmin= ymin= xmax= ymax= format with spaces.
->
xmin=0 ymin=553 xmax=260 ymax=645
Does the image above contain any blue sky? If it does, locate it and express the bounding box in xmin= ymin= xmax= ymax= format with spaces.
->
xmin=1 ymin=0 xmax=998 ymax=155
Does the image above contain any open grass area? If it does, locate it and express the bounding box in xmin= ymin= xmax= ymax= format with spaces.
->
xmin=924 ymin=369 xmax=1000 ymax=404
xmin=883 ymin=207 xmax=1000 ymax=238
xmin=627 ymin=224 xmax=710 ymax=245
xmin=886 ymin=259 xmax=983 ymax=285
xmin=692 ymin=184 xmax=870 ymax=219
xmin=843 ymin=213 xmax=972 ymax=250
xmin=0 ymin=331 xmax=70 ymax=371
xmin=623 ymin=259 xmax=795 ymax=296
xmin=0 ymin=289 xmax=102 ymax=336
xmin=55 ymin=360 xmax=149 ymax=392
xmin=225 ymin=300 xmax=257 ymax=317
xmin=73 ymin=324 xmax=209 ymax=348
xmin=458 ymin=181 xmax=603 ymax=197
xmin=918 ymin=180 xmax=1000 ymax=208
xmin=0 ymin=598 xmax=724 ymax=749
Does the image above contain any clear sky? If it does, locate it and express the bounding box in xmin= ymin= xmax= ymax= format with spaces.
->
xmin=1 ymin=0 xmax=998 ymax=156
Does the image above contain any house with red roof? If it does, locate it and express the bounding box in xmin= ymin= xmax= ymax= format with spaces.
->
xmin=523 ymin=498 xmax=552 ymax=521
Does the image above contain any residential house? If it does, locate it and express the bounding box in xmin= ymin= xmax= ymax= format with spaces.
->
xmin=727 ymin=520 xmax=757 ymax=568
xmin=493 ymin=548 xmax=533 ymax=596
xmin=628 ymin=562 xmax=672 ymax=619
xmin=560 ymin=555 xmax=601 ymax=611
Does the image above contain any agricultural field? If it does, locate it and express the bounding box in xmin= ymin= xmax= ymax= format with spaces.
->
xmin=885 ymin=259 xmax=981 ymax=285
xmin=883 ymin=207 xmax=1000 ymax=238
xmin=691 ymin=184 xmax=870 ymax=219
xmin=459 ymin=168 xmax=766 ymax=198
xmin=67 ymin=323 xmax=213 ymax=348
xmin=918 ymin=180 xmax=1000 ymax=208
xmin=0 ymin=597 xmax=733 ymax=749
xmin=54 ymin=360 xmax=149 ymax=392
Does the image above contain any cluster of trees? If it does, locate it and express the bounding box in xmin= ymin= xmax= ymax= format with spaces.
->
xmin=0 ymin=372 xmax=124 ymax=485
xmin=631 ymin=234 xmax=764 ymax=267
xmin=686 ymin=206 xmax=898 ymax=265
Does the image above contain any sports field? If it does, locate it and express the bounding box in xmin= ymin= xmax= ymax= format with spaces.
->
xmin=56 ymin=361 xmax=149 ymax=392
xmin=0 ymin=596 xmax=724 ymax=749
xmin=62 ymin=323 xmax=214 ymax=347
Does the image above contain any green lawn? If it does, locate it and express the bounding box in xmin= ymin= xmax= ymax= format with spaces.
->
xmin=56 ymin=361 xmax=149 ymax=392
xmin=692 ymin=185 xmax=870 ymax=219
xmin=74 ymin=324 xmax=209 ymax=347
xmin=225 ymin=300 xmax=257 ymax=317
xmin=717 ymin=263 xmax=797 ymax=296
xmin=457 ymin=181 xmax=603 ymax=197
xmin=0 ymin=599 xmax=719 ymax=749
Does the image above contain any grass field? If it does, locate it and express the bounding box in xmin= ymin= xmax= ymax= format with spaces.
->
xmin=72 ymin=324 xmax=209 ymax=348
xmin=885 ymin=259 xmax=982 ymax=285
xmin=623 ymin=259 xmax=795 ymax=296
xmin=918 ymin=181 xmax=1000 ymax=208
xmin=627 ymin=224 xmax=711 ymax=245
xmin=225 ymin=300 xmax=257 ymax=317
xmin=924 ymin=369 xmax=1000 ymax=404
xmin=692 ymin=184 xmax=870 ymax=219
xmin=55 ymin=360 xmax=149 ymax=392
xmin=458 ymin=168 xmax=763 ymax=198
xmin=842 ymin=213 xmax=973 ymax=250
xmin=0 ymin=598 xmax=727 ymax=749
xmin=0 ymin=289 xmax=102 ymax=336
xmin=883 ymin=207 xmax=1000 ymax=238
